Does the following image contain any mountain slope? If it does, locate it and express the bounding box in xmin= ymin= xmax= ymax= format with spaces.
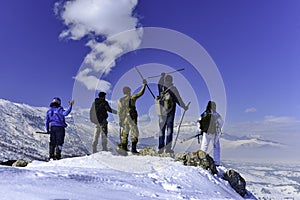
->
xmin=0 ymin=99 xmax=90 ymax=161
xmin=0 ymin=98 xmax=284 ymax=162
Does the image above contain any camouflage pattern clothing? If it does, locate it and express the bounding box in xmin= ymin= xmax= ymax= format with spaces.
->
xmin=118 ymin=84 xmax=146 ymax=148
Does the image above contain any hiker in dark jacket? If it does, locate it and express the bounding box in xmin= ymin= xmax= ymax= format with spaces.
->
xmin=45 ymin=97 xmax=74 ymax=160
xmin=90 ymin=92 xmax=117 ymax=153
xmin=157 ymin=74 xmax=189 ymax=154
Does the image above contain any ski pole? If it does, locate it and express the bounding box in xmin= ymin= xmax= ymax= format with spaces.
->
xmin=172 ymin=101 xmax=191 ymax=151
xmin=180 ymin=132 xmax=202 ymax=143
xmin=35 ymin=131 xmax=50 ymax=134
xmin=135 ymin=66 xmax=155 ymax=99
xmin=147 ymin=68 xmax=185 ymax=79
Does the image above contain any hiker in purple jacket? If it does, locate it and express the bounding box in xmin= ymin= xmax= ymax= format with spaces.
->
xmin=45 ymin=97 xmax=74 ymax=160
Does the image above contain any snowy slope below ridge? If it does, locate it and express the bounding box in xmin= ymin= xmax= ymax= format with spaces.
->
xmin=0 ymin=98 xmax=284 ymax=162
xmin=0 ymin=152 xmax=255 ymax=200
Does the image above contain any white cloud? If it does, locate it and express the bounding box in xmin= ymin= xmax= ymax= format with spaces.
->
xmin=57 ymin=0 xmax=139 ymax=40
xmin=55 ymin=0 xmax=142 ymax=90
xmin=74 ymin=68 xmax=111 ymax=92
xmin=245 ymin=107 xmax=257 ymax=113
xmin=263 ymin=115 xmax=297 ymax=123
xmin=223 ymin=115 xmax=300 ymax=146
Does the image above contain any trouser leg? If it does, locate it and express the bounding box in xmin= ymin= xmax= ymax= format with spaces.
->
xmin=213 ymin=135 xmax=221 ymax=165
xmin=120 ymin=122 xmax=129 ymax=151
xmin=55 ymin=145 xmax=62 ymax=160
xmin=158 ymin=115 xmax=167 ymax=151
xmin=52 ymin=126 xmax=65 ymax=160
xmin=92 ymin=124 xmax=101 ymax=153
xmin=130 ymin=118 xmax=139 ymax=144
xmin=165 ymin=114 xmax=175 ymax=153
xmin=101 ymin=122 xmax=108 ymax=151
xmin=49 ymin=143 xmax=55 ymax=159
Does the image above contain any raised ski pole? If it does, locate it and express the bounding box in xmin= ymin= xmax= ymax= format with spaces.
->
xmin=147 ymin=68 xmax=185 ymax=79
xmin=172 ymin=101 xmax=191 ymax=151
xmin=135 ymin=66 xmax=155 ymax=99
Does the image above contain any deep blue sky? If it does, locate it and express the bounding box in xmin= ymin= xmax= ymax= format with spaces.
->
xmin=1 ymin=0 xmax=300 ymax=124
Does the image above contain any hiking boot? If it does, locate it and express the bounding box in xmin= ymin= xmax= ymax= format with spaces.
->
xmin=102 ymin=146 xmax=108 ymax=151
xmin=116 ymin=143 xmax=128 ymax=156
xmin=49 ymin=154 xmax=55 ymax=160
xmin=92 ymin=147 xmax=97 ymax=154
xmin=131 ymin=142 xmax=139 ymax=154
xmin=55 ymin=146 xmax=62 ymax=160
xmin=49 ymin=145 xmax=55 ymax=160
xmin=158 ymin=148 xmax=164 ymax=154
xmin=165 ymin=148 xmax=174 ymax=154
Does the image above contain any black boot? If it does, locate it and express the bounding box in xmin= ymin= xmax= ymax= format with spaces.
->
xmin=49 ymin=145 xmax=55 ymax=160
xmin=102 ymin=144 xmax=108 ymax=151
xmin=117 ymin=143 xmax=128 ymax=156
xmin=131 ymin=142 xmax=139 ymax=154
xmin=55 ymin=146 xmax=62 ymax=160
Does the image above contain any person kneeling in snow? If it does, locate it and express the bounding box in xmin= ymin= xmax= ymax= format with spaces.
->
xmin=45 ymin=97 xmax=74 ymax=160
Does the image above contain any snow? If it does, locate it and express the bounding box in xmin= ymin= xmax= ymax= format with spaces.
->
xmin=0 ymin=152 xmax=249 ymax=200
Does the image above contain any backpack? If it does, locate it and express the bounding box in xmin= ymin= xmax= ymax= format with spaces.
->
xmin=89 ymin=103 xmax=98 ymax=124
xmin=155 ymin=86 xmax=174 ymax=116
xmin=200 ymin=112 xmax=217 ymax=133
xmin=90 ymin=100 xmax=108 ymax=124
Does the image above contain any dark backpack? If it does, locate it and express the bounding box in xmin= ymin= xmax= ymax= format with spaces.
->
xmin=200 ymin=112 xmax=217 ymax=133
xmin=156 ymin=86 xmax=175 ymax=115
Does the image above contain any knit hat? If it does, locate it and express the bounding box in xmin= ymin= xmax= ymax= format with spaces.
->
xmin=98 ymin=92 xmax=106 ymax=98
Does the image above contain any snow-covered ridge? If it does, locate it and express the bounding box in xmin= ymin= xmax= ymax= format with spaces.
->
xmin=0 ymin=151 xmax=255 ymax=200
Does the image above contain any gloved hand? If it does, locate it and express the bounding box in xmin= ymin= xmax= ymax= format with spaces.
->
xmin=161 ymin=72 xmax=166 ymax=77
xmin=143 ymin=79 xmax=147 ymax=85
xmin=69 ymin=100 xmax=75 ymax=106
xmin=183 ymin=103 xmax=189 ymax=111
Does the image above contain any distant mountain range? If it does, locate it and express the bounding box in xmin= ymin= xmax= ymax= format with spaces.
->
xmin=0 ymin=98 xmax=285 ymax=162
